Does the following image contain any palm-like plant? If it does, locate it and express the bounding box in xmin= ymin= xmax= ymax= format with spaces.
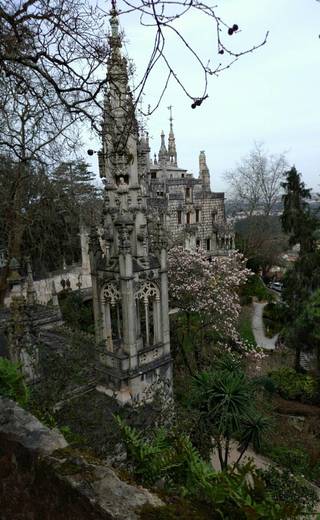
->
xmin=191 ymin=365 xmax=269 ymax=469
xmin=237 ymin=412 xmax=271 ymax=463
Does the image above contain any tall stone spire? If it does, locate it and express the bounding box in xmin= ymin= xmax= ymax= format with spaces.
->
xmin=89 ymin=7 xmax=172 ymax=404
xmin=199 ymin=150 xmax=211 ymax=191
xmin=158 ymin=130 xmax=168 ymax=165
xmin=99 ymin=3 xmax=138 ymax=185
xmin=167 ymin=106 xmax=177 ymax=166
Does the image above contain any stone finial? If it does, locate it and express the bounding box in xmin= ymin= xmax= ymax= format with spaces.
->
xmin=51 ymin=281 xmax=60 ymax=308
xmin=26 ymin=259 xmax=37 ymax=306
xmin=7 ymin=257 xmax=22 ymax=286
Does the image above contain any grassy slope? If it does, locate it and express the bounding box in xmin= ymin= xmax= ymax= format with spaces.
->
xmin=238 ymin=305 xmax=257 ymax=347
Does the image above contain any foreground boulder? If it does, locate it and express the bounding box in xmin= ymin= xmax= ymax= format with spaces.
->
xmin=0 ymin=397 xmax=162 ymax=519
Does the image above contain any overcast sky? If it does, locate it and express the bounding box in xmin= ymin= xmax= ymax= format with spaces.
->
xmin=86 ymin=0 xmax=319 ymax=196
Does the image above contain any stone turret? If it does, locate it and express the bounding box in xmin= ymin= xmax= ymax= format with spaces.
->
xmin=199 ymin=150 xmax=210 ymax=190
xmin=89 ymin=6 xmax=172 ymax=404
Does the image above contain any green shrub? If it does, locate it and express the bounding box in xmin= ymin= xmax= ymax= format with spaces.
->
xmin=263 ymin=303 xmax=286 ymax=338
xmin=253 ymin=375 xmax=277 ymax=395
xmin=310 ymin=462 xmax=320 ymax=484
xmin=240 ymin=275 xmax=274 ymax=303
xmin=59 ymin=292 xmax=94 ymax=334
xmin=116 ymin=416 xmax=298 ymax=519
xmin=259 ymin=466 xmax=318 ymax=517
xmin=264 ymin=303 xmax=286 ymax=323
xmin=59 ymin=425 xmax=85 ymax=445
xmin=269 ymin=445 xmax=310 ymax=475
xmin=268 ymin=367 xmax=318 ymax=402
xmin=212 ymin=351 xmax=244 ymax=374
xmin=0 ymin=358 xmax=29 ymax=407
xmin=240 ymin=294 xmax=252 ymax=306
xmin=268 ymin=445 xmax=320 ymax=485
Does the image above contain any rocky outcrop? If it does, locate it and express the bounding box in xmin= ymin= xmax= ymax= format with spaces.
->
xmin=0 ymin=397 xmax=162 ymax=519
xmin=0 ymin=397 xmax=68 ymax=454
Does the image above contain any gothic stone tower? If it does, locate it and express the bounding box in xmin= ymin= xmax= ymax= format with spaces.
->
xmin=89 ymin=8 xmax=172 ymax=404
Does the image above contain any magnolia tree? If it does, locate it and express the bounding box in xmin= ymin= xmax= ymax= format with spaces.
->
xmin=168 ymin=246 xmax=253 ymax=372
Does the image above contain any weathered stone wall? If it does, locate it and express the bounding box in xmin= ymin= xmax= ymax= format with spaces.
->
xmin=164 ymin=179 xmax=226 ymax=252
xmin=3 ymin=229 xmax=91 ymax=307
xmin=0 ymin=398 xmax=162 ymax=520
xmin=4 ymin=268 xmax=92 ymax=306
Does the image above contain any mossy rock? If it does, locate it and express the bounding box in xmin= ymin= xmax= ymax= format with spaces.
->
xmin=139 ymin=497 xmax=216 ymax=519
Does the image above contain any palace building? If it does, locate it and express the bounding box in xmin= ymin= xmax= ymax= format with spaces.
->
xmin=148 ymin=111 xmax=235 ymax=255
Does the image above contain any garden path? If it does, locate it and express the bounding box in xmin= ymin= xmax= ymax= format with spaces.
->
xmin=252 ymin=302 xmax=278 ymax=350
xmin=211 ymin=441 xmax=269 ymax=471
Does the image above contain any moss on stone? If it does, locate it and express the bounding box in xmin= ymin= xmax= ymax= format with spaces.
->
xmin=138 ymin=497 xmax=216 ymax=519
xmin=52 ymin=446 xmax=101 ymax=481
xmin=53 ymin=445 xmax=101 ymax=465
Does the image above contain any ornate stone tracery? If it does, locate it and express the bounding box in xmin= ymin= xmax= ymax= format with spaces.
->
xmin=102 ymin=284 xmax=120 ymax=306
xmin=88 ymin=6 xmax=172 ymax=404
xmin=135 ymin=281 xmax=159 ymax=303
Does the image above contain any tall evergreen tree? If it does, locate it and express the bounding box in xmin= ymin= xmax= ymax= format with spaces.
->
xmin=281 ymin=166 xmax=316 ymax=255
xmin=281 ymin=167 xmax=320 ymax=370
xmin=0 ymin=156 xmax=102 ymax=284
xmin=50 ymin=160 xmax=102 ymax=227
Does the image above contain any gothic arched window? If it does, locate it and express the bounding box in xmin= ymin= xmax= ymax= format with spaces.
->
xmin=135 ymin=282 xmax=161 ymax=347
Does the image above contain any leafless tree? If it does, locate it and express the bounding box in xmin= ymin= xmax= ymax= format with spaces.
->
xmin=0 ymin=75 xmax=79 ymax=163
xmin=1 ymin=0 xmax=269 ymax=125
xmin=235 ymin=215 xmax=288 ymax=274
xmin=0 ymin=0 xmax=108 ymax=128
xmin=226 ymin=142 xmax=288 ymax=217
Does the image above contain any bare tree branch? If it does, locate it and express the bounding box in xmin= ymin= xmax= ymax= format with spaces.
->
xmin=1 ymin=0 xmax=269 ymax=130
